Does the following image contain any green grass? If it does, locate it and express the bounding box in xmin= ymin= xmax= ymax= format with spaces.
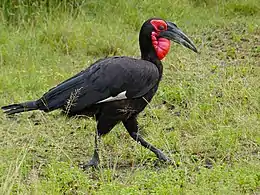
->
xmin=0 ymin=0 xmax=260 ymax=194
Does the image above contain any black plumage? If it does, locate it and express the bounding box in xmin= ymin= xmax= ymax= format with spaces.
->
xmin=2 ymin=18 xmax=197 ymax=168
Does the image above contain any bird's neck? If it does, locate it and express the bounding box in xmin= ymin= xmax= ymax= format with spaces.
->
xmin=139 ymin=33 xmax=163 ymax=79
xmin=140 ymin=47 xmax=163 ymax=80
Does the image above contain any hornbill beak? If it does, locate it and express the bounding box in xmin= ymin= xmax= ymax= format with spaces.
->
xmin=160 ymin=21 xmax=198 ymax=53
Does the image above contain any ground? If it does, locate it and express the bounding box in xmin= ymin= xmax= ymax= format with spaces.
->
xmin=0 ymin=0 xmax=259 ymax=194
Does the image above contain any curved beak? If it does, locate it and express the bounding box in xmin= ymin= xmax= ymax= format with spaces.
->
xmin=160 ymin=21 xmax=198 ymax=53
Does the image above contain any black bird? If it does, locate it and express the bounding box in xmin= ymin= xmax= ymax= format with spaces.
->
xmin=2 ymin=18 xmax=197 ymax=168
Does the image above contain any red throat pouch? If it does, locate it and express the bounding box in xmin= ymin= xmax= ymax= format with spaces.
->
xmin=151 ymin=32 xmax=170 ymax=60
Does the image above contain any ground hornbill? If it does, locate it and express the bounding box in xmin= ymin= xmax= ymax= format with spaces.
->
xmin=2 ymin=18 xmax=197 ymax=168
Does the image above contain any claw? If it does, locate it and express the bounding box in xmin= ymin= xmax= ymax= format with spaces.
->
xmin=81 ymin=160 xmax=99 ymax=170
xmin=80 ymin=150 xmax=100 ymax=170
xmin=156 ymin=150 xmax=171 ymax=163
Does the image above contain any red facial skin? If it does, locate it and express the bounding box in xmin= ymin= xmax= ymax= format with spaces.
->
xmin=150 ymin=19 xmax=171 ymax=60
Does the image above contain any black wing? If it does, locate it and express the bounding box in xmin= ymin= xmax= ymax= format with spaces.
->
xmin=40 ymin=56 xmax=159 ymax=112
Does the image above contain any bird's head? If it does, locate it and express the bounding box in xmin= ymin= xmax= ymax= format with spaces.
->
xmin=139 ymin=18 xmax=198 ymax=60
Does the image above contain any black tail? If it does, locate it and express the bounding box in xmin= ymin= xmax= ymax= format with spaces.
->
xmin=1 ymin=101 xmax=39 ymax=115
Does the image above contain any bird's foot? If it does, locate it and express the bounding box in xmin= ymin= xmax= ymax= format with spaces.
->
xmin=80 ymin=151 xmax=100 ymax=170
xmin=156 ymin=150 xmax=171 ymax=163
xmin=80 ymin=158 xmax=99 ymax=170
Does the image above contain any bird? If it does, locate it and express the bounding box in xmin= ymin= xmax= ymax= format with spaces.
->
xmin=2 ymin=18 xmax=197 ymax=168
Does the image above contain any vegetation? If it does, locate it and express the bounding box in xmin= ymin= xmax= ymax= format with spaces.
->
xmin=0 ymin=0 xmax=259 ymax=194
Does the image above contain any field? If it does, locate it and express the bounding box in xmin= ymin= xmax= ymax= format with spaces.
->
xmin=0 ymin=0 xmax=259 ymax=194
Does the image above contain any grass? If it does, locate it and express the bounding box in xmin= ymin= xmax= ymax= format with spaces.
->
xmin=0 ymin=0 xmax=260 ymax=194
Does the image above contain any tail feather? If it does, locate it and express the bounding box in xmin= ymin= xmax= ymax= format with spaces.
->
xmin=1 ymin=101 xmax=39 ymax=115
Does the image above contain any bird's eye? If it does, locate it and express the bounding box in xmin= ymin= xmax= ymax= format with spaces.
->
xmin=158 ymin=25 xmax=165 ymax=30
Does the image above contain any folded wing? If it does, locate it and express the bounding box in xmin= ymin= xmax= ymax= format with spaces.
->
xmin=40 ymin=56 xmax=160 ymax=113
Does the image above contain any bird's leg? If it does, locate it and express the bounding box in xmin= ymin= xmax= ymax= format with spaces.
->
xmin=82 ymin=117 xmax=118 ymax=169
xmin=123 ymin=117 xmax=171 ymax=162
xmin=83 ymin=130 xmax=100 ymax=169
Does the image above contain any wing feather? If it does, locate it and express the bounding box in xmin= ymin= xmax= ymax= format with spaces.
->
xmin=39 ymin=56 xmax=159 ymax=112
